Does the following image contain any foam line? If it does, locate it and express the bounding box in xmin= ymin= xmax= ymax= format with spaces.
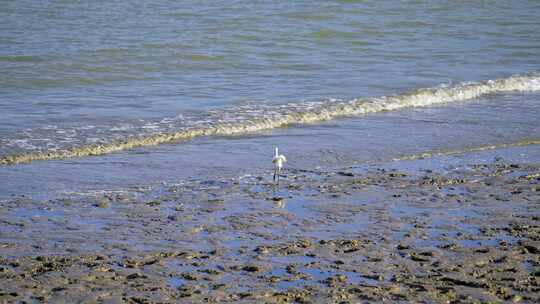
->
xmin=1 ymin=73 xmax=539 ymax=165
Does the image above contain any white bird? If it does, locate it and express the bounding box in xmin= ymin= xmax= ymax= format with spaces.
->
xmin=272 ymin=147 xmax=287 ymax=184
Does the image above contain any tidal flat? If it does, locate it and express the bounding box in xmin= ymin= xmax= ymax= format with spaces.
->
xmin=1 ymin=146 xmax=539 ymax=303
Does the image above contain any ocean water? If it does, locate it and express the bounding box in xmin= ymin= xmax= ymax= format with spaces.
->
xmin=1 ymin=1 xmax=539 ymax=198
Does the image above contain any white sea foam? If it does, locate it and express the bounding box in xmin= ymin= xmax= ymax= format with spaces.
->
xmin=1 ymin=73 xmax=539 ymax=165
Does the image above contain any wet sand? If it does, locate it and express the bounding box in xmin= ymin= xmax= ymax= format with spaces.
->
xmin=1 ymin=146 xmax=539 ymax=303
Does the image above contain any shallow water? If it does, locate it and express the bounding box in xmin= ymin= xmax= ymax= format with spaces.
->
xmin=1 ymin=1 xmax=540 ymax=198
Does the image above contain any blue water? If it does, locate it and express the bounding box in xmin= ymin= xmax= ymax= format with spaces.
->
xmin=1 ymin=1 xmax=540 ymax=198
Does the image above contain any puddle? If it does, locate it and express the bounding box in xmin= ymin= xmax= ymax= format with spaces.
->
xmin=168 ymin=277 xmax=186 ymax=288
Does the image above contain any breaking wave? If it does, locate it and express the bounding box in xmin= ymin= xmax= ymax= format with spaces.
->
xmin=2 ymin=73 xmax=539 ymax=165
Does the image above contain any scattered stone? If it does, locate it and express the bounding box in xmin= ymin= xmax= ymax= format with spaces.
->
xmin=126 ymin=272 xmax=146 ymax=280
xmin=242 ymin=265 xmax=261 ymax=272
xmin=147 ymin=200 xmax=161 ymax=206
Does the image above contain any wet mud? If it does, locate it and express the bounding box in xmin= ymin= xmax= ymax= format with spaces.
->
xmin=1 ymin=150 xmax=540 ymax=303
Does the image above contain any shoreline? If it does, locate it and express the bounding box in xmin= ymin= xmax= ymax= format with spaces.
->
xmin=2 ymin=73 xmax=539 ymax=166
xmin=1 ymin=145 xmax=540 ymax=303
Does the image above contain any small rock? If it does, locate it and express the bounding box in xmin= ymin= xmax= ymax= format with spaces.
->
xmin=207 ymin=198 xmax=224 ymax=204
xmin=255 ymin=246 xmax=270 ymax=254
xmin=475 ymin=260 xmax=488 ymax=268
xmin=238 ymin=292 xmax=252 ymax=298
xmin=511 ymin=295 xmax=522 ymax=303
xmin=242 ymin=265 xmax=261 ymax=272
xmin=147 ymin=200 xmax=161 ymax=206
xmin=126 ymin=273 xmax=146 ymax=280
xmin=181 ymin=272 xmax=199 ymax=281
xmin=521 ymin=242 xmax=539 ymax=254
xmin=285 ymin=265 xmax=297 ymax=274
xmin=94 ymin=200 xmax=110 ymax=208
xmin=397 ymin=244 xmax=409 ymax=250
xmin=410 ymin=252 xmax=429 ymax=262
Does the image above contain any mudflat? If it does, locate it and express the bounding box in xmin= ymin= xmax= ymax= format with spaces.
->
xmin=1 ymin=147 xmax=539 ymax=303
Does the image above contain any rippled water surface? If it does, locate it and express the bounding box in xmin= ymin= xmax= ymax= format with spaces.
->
xmin=1 ymin=1 xmax=540 ymax=197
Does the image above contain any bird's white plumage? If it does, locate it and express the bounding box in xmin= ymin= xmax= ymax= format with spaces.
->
xmin=272 ymin=147 xmax=287 ymax=184
xmin=272 ymin=147 xmax=287 ymax=168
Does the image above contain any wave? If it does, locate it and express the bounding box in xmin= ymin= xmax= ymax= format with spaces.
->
xmin=394 ymin=138 xmax=540 ymax=161
xmin=1 ymin=73 xmax=539 ymax=165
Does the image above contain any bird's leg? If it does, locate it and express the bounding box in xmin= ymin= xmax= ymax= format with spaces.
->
xmin=273 ymin=168 xmax=277 ymax=183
